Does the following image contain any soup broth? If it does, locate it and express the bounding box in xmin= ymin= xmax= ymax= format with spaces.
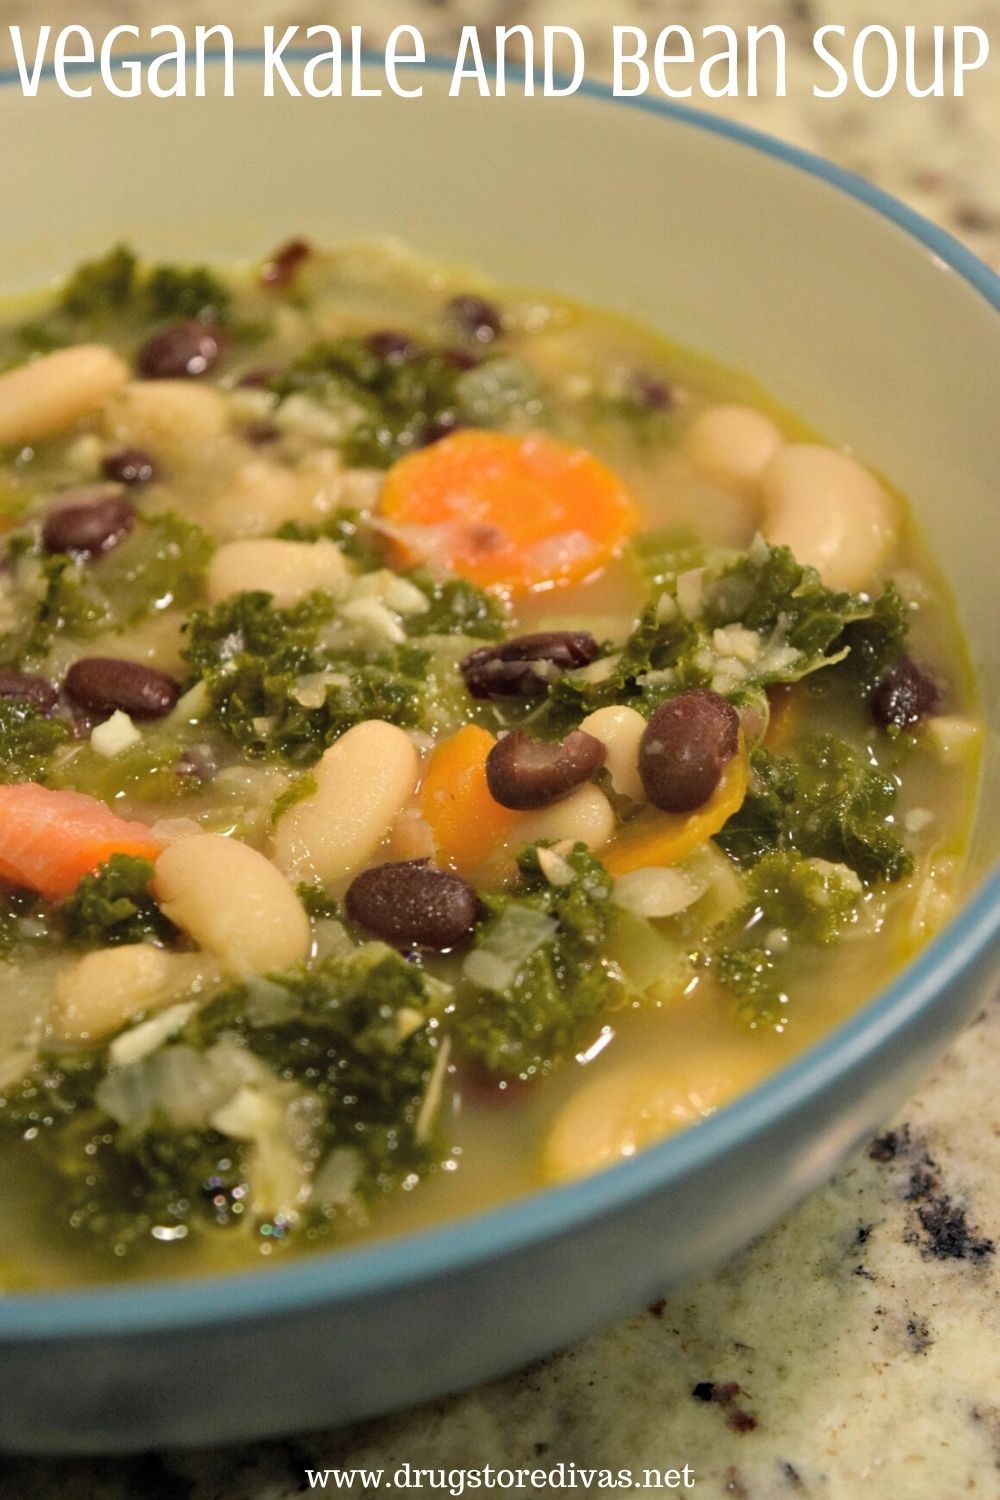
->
xmin=0 ymin=241 xmax=980 ymax=1289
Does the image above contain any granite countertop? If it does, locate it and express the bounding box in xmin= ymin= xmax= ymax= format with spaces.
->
xmin=1 ymin=4 xmax=997 ymax=1496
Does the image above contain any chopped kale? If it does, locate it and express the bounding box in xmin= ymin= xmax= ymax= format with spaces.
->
xmin=451 ymin=844 xmax=619 ymax=1080
xmin=21 ymin=245 xmax=234 ymax=347
xmin=539 ymin=540 xmax=909 ymax=734
xmin=0 ymin=699 xmax=70 ymax=782
xmin=0 ymin=943 xmax=446 ymax=1256
xmin=61 ymin=855 xmax=176 ymax=948
xmin=715 ymin=735 xmax=913 ymax=885
xmin=182 ymin=590 xmax=429 ymax=765
xmin=59 ymin=244 xmax=138 ymax=319
xmin=838 ymin=581 xmax=910 ymax=692
xmin=404 ymin=571 xmax=506 ymax=640
xmin=296 ymin=883 xmax=339 ymax=921
xmin=271 ymin=774 xmax=318 ymax=826
xmin=274 ymin=507 xmax=386 ymax=570
xmin=270 ymin=337 xmax=542 ymax=468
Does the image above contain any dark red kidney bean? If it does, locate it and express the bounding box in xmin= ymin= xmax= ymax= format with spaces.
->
xmin=243 ymin=420 xmax=280 ymax=446
xmin=42 ymin=489 xmax=135 ymax=559
xmin=0 ymin=668 xmax=58 ymax=714
xmin=446 ymin=294 xmax=502 ymax=344
xmin=442 ymin=347 xmax=481 ymax=372
xmin=64 ymin=659 xmax=181 ymax=721
xmin=260 ymin=238 xmax=312 ymax=288
xmin=461 ymin=631 xmax=600 ymax=700
xmin=235 ymin=365 xmax=280 ymax=389
xmin=137 ymin=321 xmax=225 ymax=380
xmin=486 ymin=729 xmax=605 ymax=811
xmin=639 ymin=689 xmax=740 ymax=813
xmin=345 ymin=860 xmax=480 ymax=951
xmin=870 ymin=657 xmax=939 ymax=731
xmin=419 ymin=414 xmax=464 ymax=447
xmin=365 ymin=330 xmax=418 ymax=362
xmin=102 ymin=447 xmax=157 ymax=486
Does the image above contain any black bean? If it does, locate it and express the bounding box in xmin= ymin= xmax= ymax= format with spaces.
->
xmin=365 ymin=330 xmax=418 ymax=362
xmin=461 ymin=631 xmax=601 ymax=700
xmin=345 ymin=860 xmax=480 ymax=951
xmin=630 ymin=373 xmax=674 ymax=412
xmin=260 ymin=238 xmax=312 ymax=288
xmin=639 ymin=689 xmax=740 ymax=813
xmin=137 ymin=320 xmax=225 ymax=380
xmin=243 ymin=420 xmax=280 ymax=446
xmin=0 ymin=668 xmax=58 ymax=714
xmin=41 ymin=489 xmax=135 ymax=559
xmin=446 ymin=294 xmax=502 ymax=344
xmin=442 ymin=347 xmax=482 ymax=372
xmin=870 ymin=657 xmax=939 ymax=731
xmin=64 ymin=659 xmax=181 ymax=721
xmin=235 ymin=365 xmax=280 ymax=389
xmin=102 ymin=447 xmax=157 ymax=486
xmin=419 ymin=413 xmax=464 ymax=447
xmin=486 ymin=729 xmax=605 ymax=810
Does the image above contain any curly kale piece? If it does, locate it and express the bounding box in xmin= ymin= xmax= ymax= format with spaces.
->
xmin=451 ymin=844 xmax=619 ymax=1081
xmin=712 ymin=850 xmax=867 ymax=1026
xmin=0 ymin=944 xmax=447 ymax=1257
xmin=22 ymin=244 xmax=232 ymax=345
xmin=182 ymin=590 xmax=429 ymax=766
xmin=539 ymin=541 xmax=909 ymax=735
xmin=402 ymin=571 xmax=506 ymax=641
xmin=59 ymin=244 xmax=138 ymax=319
xmin=0 ymin=699 xmax=70 ymax=782
xmin=715 ymin=735 xmax=913 ymax=886
xmin=274 ymin=507 xmax=386 ymax=570
xmin=61 ymin=855 xmax=176 ymax=949
xmin=270 ymin=337 xmax=542 ymax=469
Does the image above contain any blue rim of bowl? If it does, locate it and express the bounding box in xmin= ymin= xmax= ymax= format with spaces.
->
xmin=0 ymin=52 xmax=997 ymax=1340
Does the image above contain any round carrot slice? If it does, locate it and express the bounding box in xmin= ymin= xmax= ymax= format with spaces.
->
xmin=379 ymin=429 xmax=639 ymax=594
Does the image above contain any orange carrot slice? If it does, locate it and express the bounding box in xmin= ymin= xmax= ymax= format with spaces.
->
xmin=603 ymin=749 xmax=749 ymax=877
xmin=379 ymin=429 xmax=639 ymax=594
xmin=0 ymin=783 xmax=164 ymax=900
xmin=419 ymin=725 xmax=523 ymax=875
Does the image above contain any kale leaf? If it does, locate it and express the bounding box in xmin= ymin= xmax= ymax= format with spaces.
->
xmin=0 ymin=943 xmax=447 ymax=1257
xmin=61 ymin=855 xmax=176 ymax=948
xmin=403 ymin=570 xmax=506 ymax=641
xmin=0 ymin=699 xmax=70 ymax=782
xmin=715 ymin=735 xmax=913 ymax=885
xmin=451 ymin=844 xmax=619 ymax=1080
xmin=182 ymin=590 xmax=429 ymax=765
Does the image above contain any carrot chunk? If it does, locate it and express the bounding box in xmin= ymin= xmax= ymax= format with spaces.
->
xmin=419 ymin=725 xmax=523 ymax=875
xmin=603 ymin=749 xmax=749 ymax=877
xmin=379 ymin=429 xmax=639 ymax=594
xmin=0 ymin=783 xmax=164 ymax=900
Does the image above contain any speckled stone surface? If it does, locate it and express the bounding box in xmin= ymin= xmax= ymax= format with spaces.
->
xmin=0 ymin=4 xmax=997 ymax=1496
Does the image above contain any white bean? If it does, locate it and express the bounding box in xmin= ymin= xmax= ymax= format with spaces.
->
xmin=105 ymin=379 xmax=229 ymax=462
xmin=272 ymin=720 xmax=420 ymax=885
xmin=0 ymin=345 xmax=128 ymax=446
xmin=51 ymin=946 xmax=203 ymax=1045
xmin=206 ymin=459 xmax=309 ymax=538
xmin=207 ymin=537 xmax=352 ymax=607
xmin=579 ymin=704 xmax=646 ymax=801
xmin=687 ymin=404 xmax=784 ymax=492
xmin=760 ymin=444 xmax=898 ymax=592
xmin=509 ymin=783 xmax=615 ymax=855
xmin=155 ymin=833 xmax=310 ymax=978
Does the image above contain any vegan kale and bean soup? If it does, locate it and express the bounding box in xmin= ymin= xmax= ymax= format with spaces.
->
xmin=0 ymin=240 xmax=979 ymax=1288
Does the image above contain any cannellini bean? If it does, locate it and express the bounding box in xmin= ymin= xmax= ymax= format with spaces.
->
xmin=579 ymin=705 xmax=646 ymax=801
xmin=508 ymin=783 xmax=615 ymax=855
xmin=155 ymin=833 xmax=310 ymax=978
xmin=273 ymin=720 xmax=420 ymax=884
xmin=613 ymin=866 xmax=704 ymax=918
xmin=51 ymin=946 xmax=204 ymax=1045
xmin=207 ymin=459 xmax=319 ymax=539
xmin=543 ymin=1066 xmax=730 ymax=1182
xmin=687 ymin=404 xmax=784 ymax=492
xmin=0 ymin=345 xmax=128 ymax=446
xmin=105 ymin=379 xmax=229 ymax=462
xmin=760 ymin=444 xmax=898 ymax=592
xmin=207 ymin=537 xmax=352 ymax=607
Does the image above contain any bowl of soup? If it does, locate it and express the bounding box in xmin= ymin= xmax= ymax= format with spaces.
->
xmin=0 ymin=58 xmax=997 ymax=1453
